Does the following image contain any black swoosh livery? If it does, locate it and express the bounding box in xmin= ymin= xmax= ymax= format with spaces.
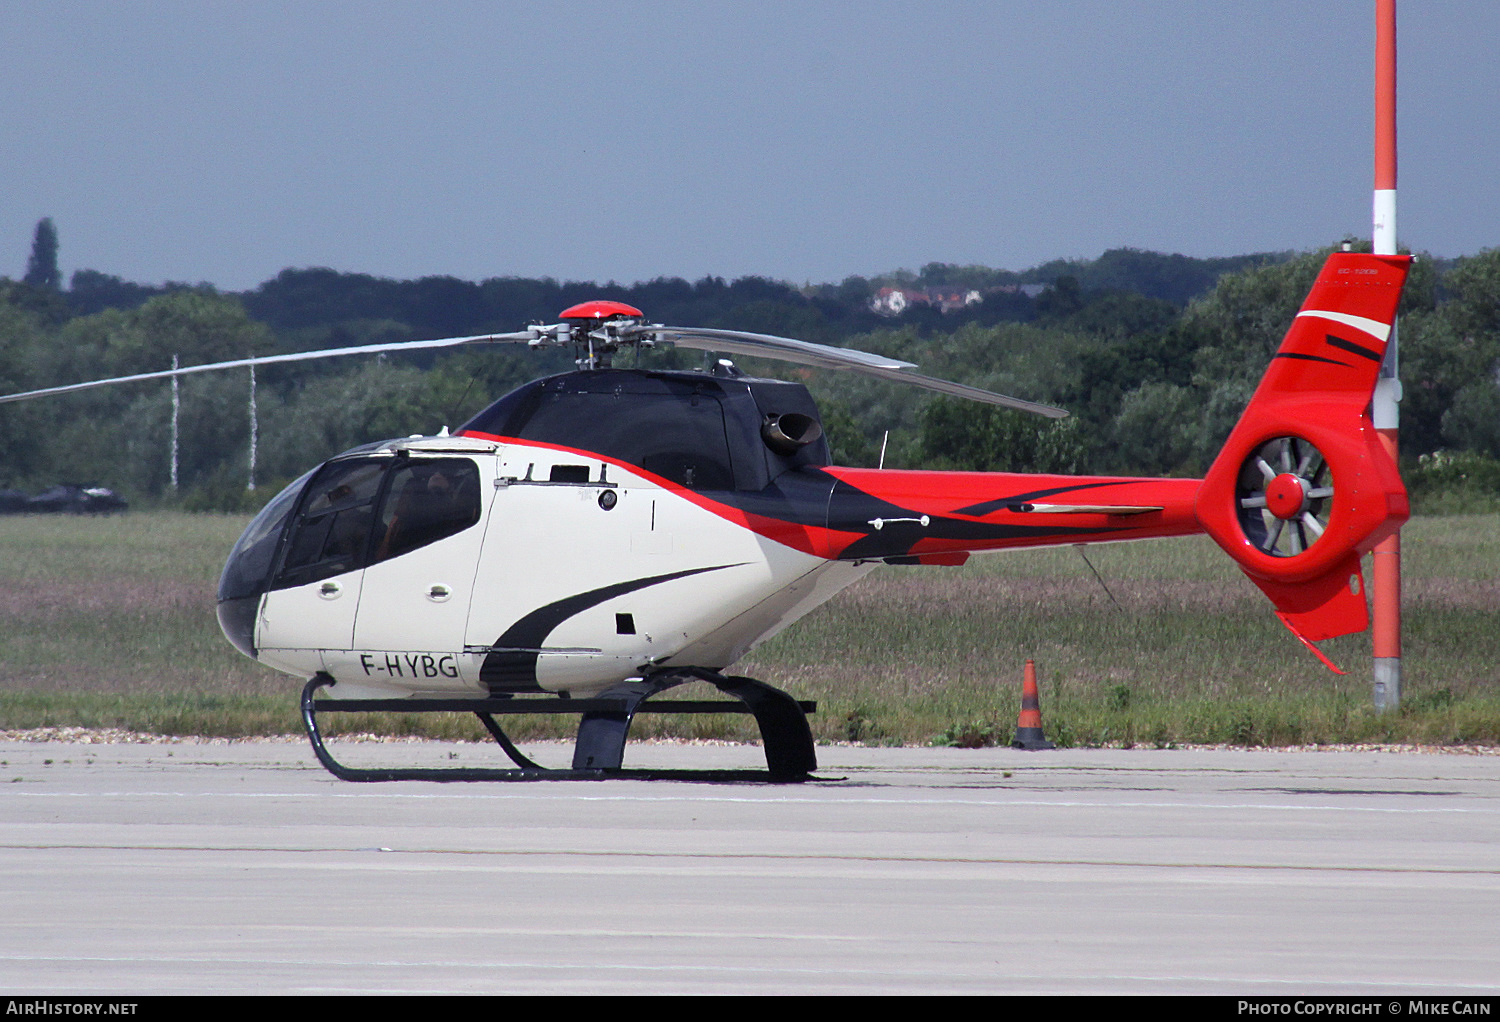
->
xmin=480 ymin=564 xmax=741 ymax=693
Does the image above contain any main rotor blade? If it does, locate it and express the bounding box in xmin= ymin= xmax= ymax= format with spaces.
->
xmin=0 ymin=330 xmax=537 ymax=405
xmin=847 ymin=365 xmax=1069 ymax=418
xmin=2 ymin=318 xmax=1070 ymax=420
xmin=637 ymin=326 xmax=916 ymax=372
xmin=636 ymin=326 xmax=1068 ymax=418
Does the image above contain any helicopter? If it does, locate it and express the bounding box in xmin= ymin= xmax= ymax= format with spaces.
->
xmin=0 ymin=250 xmax=1411 ymax=780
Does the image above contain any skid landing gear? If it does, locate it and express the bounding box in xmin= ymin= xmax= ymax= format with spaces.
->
xmin=299 ymin=669 xmax=819 ymax=783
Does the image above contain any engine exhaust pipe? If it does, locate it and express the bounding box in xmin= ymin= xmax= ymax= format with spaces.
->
xmin=762 ymin=413 xmax=823 ymax=456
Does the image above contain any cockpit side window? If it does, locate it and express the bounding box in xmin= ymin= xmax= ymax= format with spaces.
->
xmin=269 ymin=457 xmax=485 ymax=591
xmin=517 ymin=390 xmax=735 ymax=490
xmin=272 ymin=460 xmax=385 ymax=590
xmin=371 ymin=459 xmax=481 ymax=563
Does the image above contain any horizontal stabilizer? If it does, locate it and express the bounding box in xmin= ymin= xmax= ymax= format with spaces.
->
xmin=1025 ymin=503 xmax=1164 ymax=516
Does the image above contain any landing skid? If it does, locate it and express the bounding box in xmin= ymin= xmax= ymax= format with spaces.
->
xmin=299 ymin=668 xmax=819 ymax=783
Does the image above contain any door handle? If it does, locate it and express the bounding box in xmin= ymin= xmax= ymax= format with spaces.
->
xmin=428 ymin=584 xmax=452 ymax=602
xmin=319 ymin=581 xmax=342 ymax=599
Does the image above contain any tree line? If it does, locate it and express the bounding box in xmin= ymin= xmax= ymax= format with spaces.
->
xmin=2 ymin=218 xmax=1496 ymax=511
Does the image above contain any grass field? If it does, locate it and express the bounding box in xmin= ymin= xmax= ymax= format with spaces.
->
xmin=1 ymin=511 xmax=1496 ymax=748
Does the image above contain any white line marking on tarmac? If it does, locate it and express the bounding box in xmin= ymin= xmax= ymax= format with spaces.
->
xmin=1 ymin=790 xmax=1491 ymax=814
xmin=1 ymin=954 xmax=1497 ymax=992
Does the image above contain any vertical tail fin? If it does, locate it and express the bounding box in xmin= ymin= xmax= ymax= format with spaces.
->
xmin=1195 ymin=251 xmax=1410 ymax=648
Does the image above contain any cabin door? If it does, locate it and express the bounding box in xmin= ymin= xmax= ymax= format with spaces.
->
xmin=256 ymin=459 xmax=386 ymax=656
xmin=345 ymin=455 xmax=491 ymax=687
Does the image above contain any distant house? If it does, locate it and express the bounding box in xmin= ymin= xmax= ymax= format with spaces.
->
xmin=870 ymin=287 xmax=915 ymax=315
xmin=925 ymin=287 xmax=984 ymax=313
xmin=870 ymin=285 xmax=989 ymax=317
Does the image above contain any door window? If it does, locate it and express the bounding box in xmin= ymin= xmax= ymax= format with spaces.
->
xmin=371 ymin=460 xmax=482 ymax=563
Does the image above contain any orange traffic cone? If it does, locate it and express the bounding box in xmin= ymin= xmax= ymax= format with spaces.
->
xmin=1011 ymin=659 xmax=1055 ymax=750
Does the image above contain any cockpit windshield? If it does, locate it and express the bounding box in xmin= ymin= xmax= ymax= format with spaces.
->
xmin=217 ymin=468 xmax=316 ymax=602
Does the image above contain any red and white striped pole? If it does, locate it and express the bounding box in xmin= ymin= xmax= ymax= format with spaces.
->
xmin=1371 ymin=0 xmax=1401 ymax=711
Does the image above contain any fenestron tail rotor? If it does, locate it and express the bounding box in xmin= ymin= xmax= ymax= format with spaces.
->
xmin=1235 ymin=436 xmax=1333 ymax=558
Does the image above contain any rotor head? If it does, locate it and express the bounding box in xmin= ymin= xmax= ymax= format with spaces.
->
xmin=557 ymin=301 xmax=650 ymax=370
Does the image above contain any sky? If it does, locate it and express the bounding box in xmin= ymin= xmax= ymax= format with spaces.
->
xmin=3 ymin=1 xmax=1497 ymax=292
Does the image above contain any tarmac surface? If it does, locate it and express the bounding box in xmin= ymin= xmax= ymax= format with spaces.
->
xmin=0 ymin=736 xmax=1496 ymax=995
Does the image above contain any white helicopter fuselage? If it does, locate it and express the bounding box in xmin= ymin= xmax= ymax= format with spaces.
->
xmin=248 ymin=434 xmax=876 ymax=699
xmin=218 ymin=364 xmax=1217 ymax=700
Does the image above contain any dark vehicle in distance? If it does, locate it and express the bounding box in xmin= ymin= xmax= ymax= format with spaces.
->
xmin=23 ymin=484 xmax=129 ymax=515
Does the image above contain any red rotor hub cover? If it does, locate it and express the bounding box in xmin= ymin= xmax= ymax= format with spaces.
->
xmin=558 ymin=300 xmax=643 ymax=321
xmin=1265 ymin=472 xmax=1311 ymax=520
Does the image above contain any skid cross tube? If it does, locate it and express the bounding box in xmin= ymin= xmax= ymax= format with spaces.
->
xmin=299 ymin=673 xmax=818 ymax=783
